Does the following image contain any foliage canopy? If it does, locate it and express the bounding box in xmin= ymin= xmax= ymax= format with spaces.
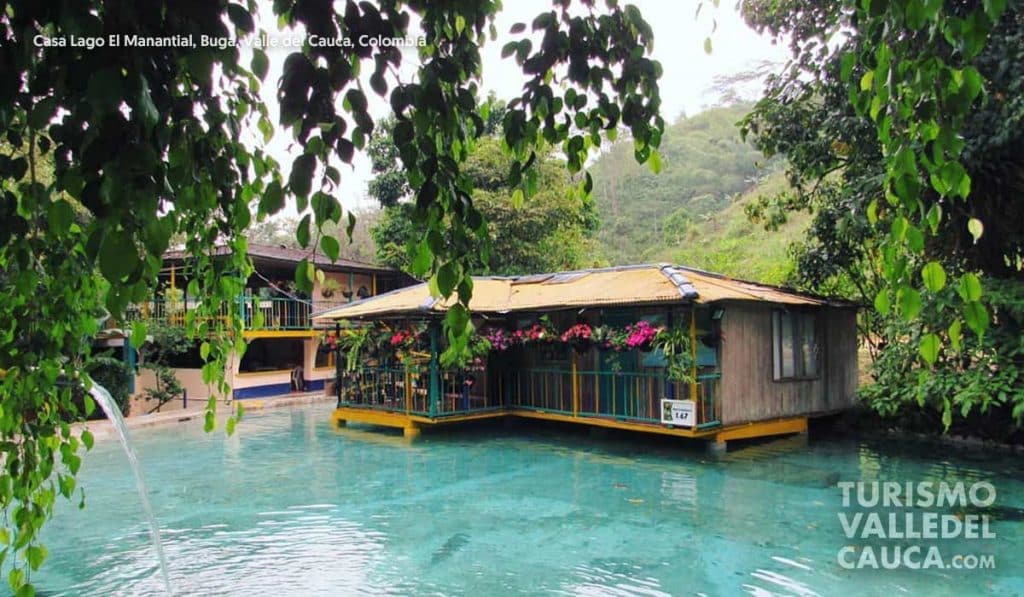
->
xmin=0 ymin=1 xmax=663 ymax=591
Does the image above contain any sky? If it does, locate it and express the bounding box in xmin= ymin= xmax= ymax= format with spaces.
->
xmin=250 ymin=1 xmax=790 ymax=215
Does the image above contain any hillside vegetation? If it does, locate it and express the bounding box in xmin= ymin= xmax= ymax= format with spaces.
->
xmin=589 ymin=104 xmax=805 ymax=284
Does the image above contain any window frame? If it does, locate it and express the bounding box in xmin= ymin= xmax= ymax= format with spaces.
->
xmin=771 ymin=309 xmax=820 ymax=381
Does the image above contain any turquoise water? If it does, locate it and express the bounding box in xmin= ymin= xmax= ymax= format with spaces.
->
xmin=30 ymin=404 xmax=1024 ymax=596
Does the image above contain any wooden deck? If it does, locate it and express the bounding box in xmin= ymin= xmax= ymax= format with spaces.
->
xmin=330 ymin=406 xmax=808 ymax=447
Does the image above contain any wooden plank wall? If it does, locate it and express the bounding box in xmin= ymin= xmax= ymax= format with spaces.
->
xmin=719 ymin=302 xmax=858 ymax=425
xmin=823 ymin=307 xmax=859 ymax=412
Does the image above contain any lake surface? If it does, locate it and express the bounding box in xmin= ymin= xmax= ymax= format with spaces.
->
xmin=30 ymin=404 xmax=1024 ymax=595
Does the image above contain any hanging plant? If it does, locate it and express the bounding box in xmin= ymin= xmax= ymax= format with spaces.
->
xmin=624 ymin=320 xmax=660 ymax=351
xmin=482 ymin=327 xmax=515 ymax=351
xmin=337 ymin=325 xmax=372 ymax=371
xmin=653 ymin=326 xmax=696 ymax=384
xmin=390 ymin=324 xmax=428 ymax=367
xmin=523 ymin=315 xmax=558 ymax=344
xmin=320 ymin=278 xmax=343 ymax=298
xmin=561 ymin=323 xmax=593 ymax=353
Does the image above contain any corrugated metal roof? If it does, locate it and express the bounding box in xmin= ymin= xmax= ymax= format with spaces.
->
xmin=163 ymin=243 xmax=395 ymax=273
xmin=312 ymin=263 xmax=847 ymax=321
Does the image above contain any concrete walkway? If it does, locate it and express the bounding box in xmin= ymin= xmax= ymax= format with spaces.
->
xmin=78 ymin=391 xmax=334 ymax=441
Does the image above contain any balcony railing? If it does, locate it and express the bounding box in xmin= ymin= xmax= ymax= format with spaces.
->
xmin=119 ymin=297 xmax=351 ymax=331
xmin=336 ymin=364 xmax=721 ymax=428
xmin=337 ymin=366 xmax=498 ymax=417
xmin=504 ymin=368 xmax=720 ymax=428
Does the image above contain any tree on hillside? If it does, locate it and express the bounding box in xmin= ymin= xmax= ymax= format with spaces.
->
xmin=1 ymin=2 xmax=664 ymax=589
xmin=741 ymin=0 xmax=1024 ymax=432
xmin=369 ymin=124 xmax=601 ymax=275
xmin=588 ymin=103 xmax=779 ymax=263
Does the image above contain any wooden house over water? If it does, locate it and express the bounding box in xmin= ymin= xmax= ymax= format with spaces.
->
xmin=314 ymin=264 xmax=858 ymax=450
xmin=108 ymin=244 xmax=414 ymax=409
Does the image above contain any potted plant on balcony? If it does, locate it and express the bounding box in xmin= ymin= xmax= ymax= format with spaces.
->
xmin=561 ymin=323 xmax=594 ymax=354
xmin=523 ymin=315 xmax=557 ymax=344
xmin=624 ymin=320 xmax=660 ymax=352
xmin=653 ymin=326 xmax=695 ymax=384
xmin=320 ymin=278 xmax=341 ymax=298
xmin=338 ymin=325 xmax=372 ymax=371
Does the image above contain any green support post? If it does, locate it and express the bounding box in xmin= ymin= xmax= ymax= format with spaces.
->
xmin=428 ymin=322 xmax=440 ymax=418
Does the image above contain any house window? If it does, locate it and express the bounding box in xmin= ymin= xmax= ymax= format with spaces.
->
xmin=314 ymin=345 xmax=335 ymax=369
xmin=772 ymin=310 xmax=818 ymax=380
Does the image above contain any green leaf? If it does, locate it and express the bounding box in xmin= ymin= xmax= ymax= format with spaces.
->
xmin=967 ymin=218 xmax=984 ymax=243
xmin=25 ymin=544 xmax=47 ymax=570
xmin=226 ymin=416 xmax=236 ymax=436
xmin=289 ymin=154 xmax=316 ymax=198
xmin=251 ymin=49 xmax=269 ymax=80
xmin=81 ymin=429 xmax=94 ymax=450
xmin=958 ymin=273 xmax=982 ymax=301
xmin=130 ymin=321 xmax=147 ymax=348
xmin=964 ymin=301 xmax=989 ymax=336
xmin=99 ymin=230 xmax=138 ymax=282
xmin=890 ymin=216 xmax=907 ymax=241
xmin=436 ymin=262 xmax=458 ymax=297
xmin=942 ymin=399 xmax=952 ymax=430
xmin=344 ymin=89 xmax=367 ymax=113
xmin=411 ymin=240 xmax=432 ymax=277
xmin=921 ymin=262 xmax=947 ymax=292
xmin=860 ymin=70 xmax=874 ymax=91
xmin=647 ymin=149 xmax=662 ymax=174
xmin=260 ymin=181 xmax=284 ymax=215
xmin=296 ymin=214 xmax=311 ymax=248
xmin=874 ymin=289 xmax=890 ymax=316
xmin=501 ymin=41 xmax=517 ymax=59
xmin=897 ymin=286 xmax=922 ymax=320
xmin=905 ymin=225 xmax=924 ymax=253
xmin=984 ymin=0 xmax=1007 ymax=19
xmin=948 ymin=319 xmax=962 ymax=352
xmin=47 ymin=199 xmax=75 ymax=235
xmin=919 ymin=333 xmax=940 ymax=365
xmin=9 ymin=567 xmax=24 ymax=592
xmin=511 ymin=188 xmax=524 ymax=209
xmin=294 ymin=258 xmax=315 ymax=294
xmin=320 ymin=235 xmax=340 ymax=261
xmin=925 ymin=203 xmax=942 ymax=233
xmin=227 ymin=4 xmax=255 ymax=32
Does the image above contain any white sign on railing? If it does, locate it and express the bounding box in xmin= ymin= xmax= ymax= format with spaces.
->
xmin=661 ymin=399 xmax=696 ymax=428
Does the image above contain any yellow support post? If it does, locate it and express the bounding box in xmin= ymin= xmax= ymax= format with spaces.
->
xmin=371 ymin=273 xmax=378 ymax=296
xmin=689 ymin=309 xmax=698 ymax=401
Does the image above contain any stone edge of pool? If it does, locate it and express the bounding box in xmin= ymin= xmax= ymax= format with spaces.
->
xmin=72 ymin=392 xmax=334 ymax=441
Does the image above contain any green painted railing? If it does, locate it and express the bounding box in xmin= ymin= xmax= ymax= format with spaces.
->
xmin=337 ymin=366 xmax=499 ymax=417
xmin=338 ymin=364 xmax=721 ymax=428
xmin=119 ymin=297 xmax=350 ymax=331
xmin=504 ymin=368 xmax=720 ymax=427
